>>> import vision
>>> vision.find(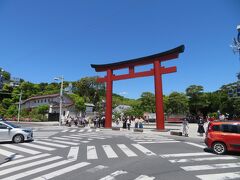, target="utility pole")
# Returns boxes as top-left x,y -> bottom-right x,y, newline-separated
54,76 -> 64,126
17,90 -> 22,123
